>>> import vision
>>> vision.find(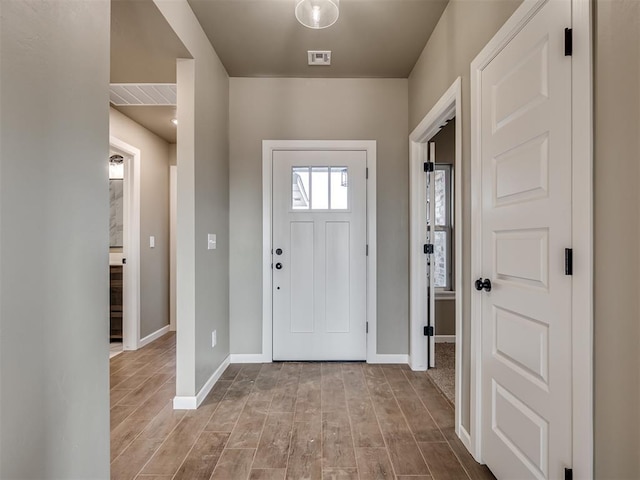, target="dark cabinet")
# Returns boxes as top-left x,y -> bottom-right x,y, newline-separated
110,265 -> 123,341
